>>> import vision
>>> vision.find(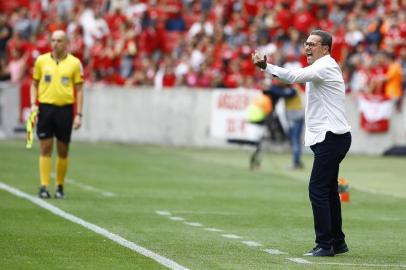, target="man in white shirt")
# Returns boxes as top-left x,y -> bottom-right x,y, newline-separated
252,30 -> 352,257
